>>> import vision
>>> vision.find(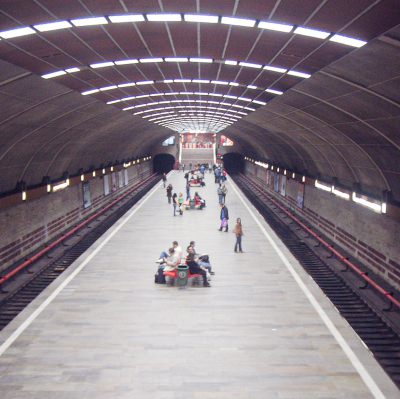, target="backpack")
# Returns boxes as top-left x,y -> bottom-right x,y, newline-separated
154,269 -> 166,284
